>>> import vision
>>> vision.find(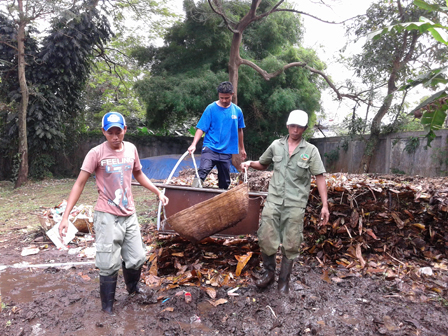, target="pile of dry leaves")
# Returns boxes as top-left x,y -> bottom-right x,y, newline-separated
140,170 -> 448,297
